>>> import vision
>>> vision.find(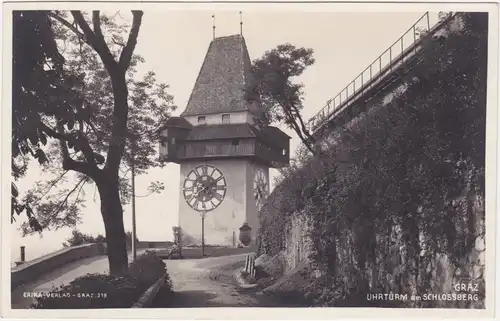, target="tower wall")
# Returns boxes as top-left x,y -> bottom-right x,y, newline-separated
178,159 -> 263,246
244,162 -> 269,245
